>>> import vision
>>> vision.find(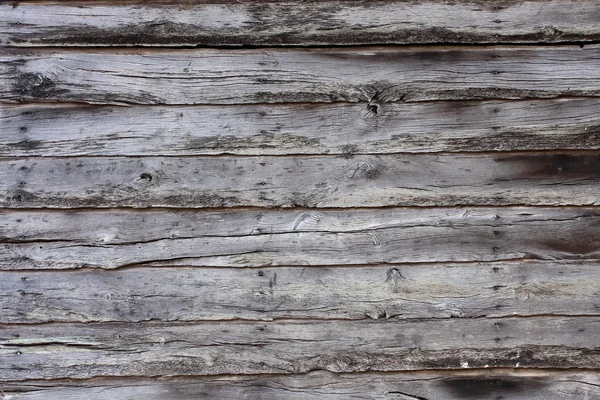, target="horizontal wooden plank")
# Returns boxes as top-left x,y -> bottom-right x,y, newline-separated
4,99 -> 600,156
0,317 -> 599,380
3,1 -> 600,47
2,207 -> 600,269
1,153 -> 600,208
3,370 -> 600,400
2,261 -> 599,323
3,46 -> 600,105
